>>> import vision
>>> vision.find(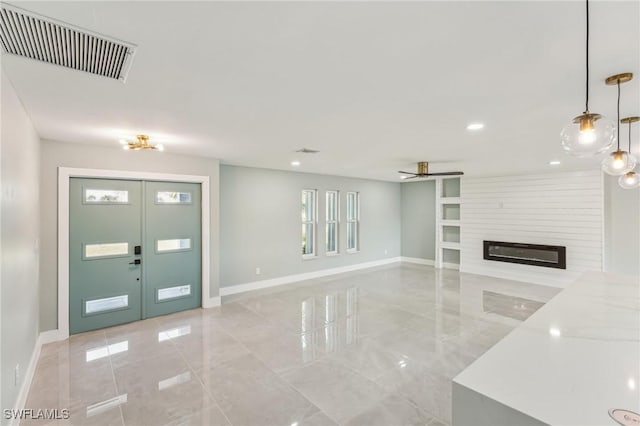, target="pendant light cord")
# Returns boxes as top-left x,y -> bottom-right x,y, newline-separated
629,122 -> 632,154
585,0 -> 590,113
617,81 -> 621,151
